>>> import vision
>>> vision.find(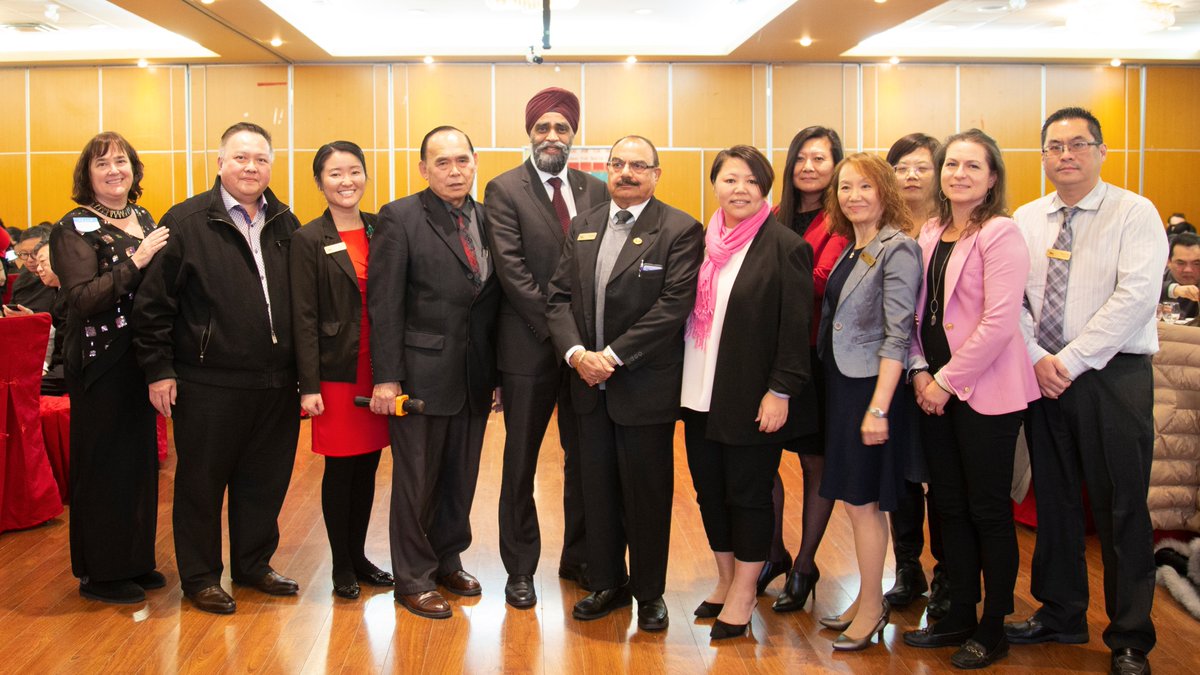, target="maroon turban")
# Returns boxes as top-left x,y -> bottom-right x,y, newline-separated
524,87 -> 580,135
